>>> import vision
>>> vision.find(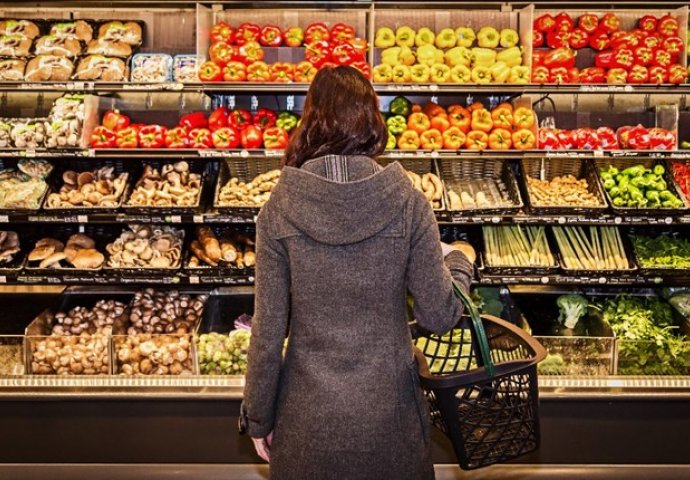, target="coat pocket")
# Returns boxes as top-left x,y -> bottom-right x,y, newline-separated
407,359 -> 431,445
